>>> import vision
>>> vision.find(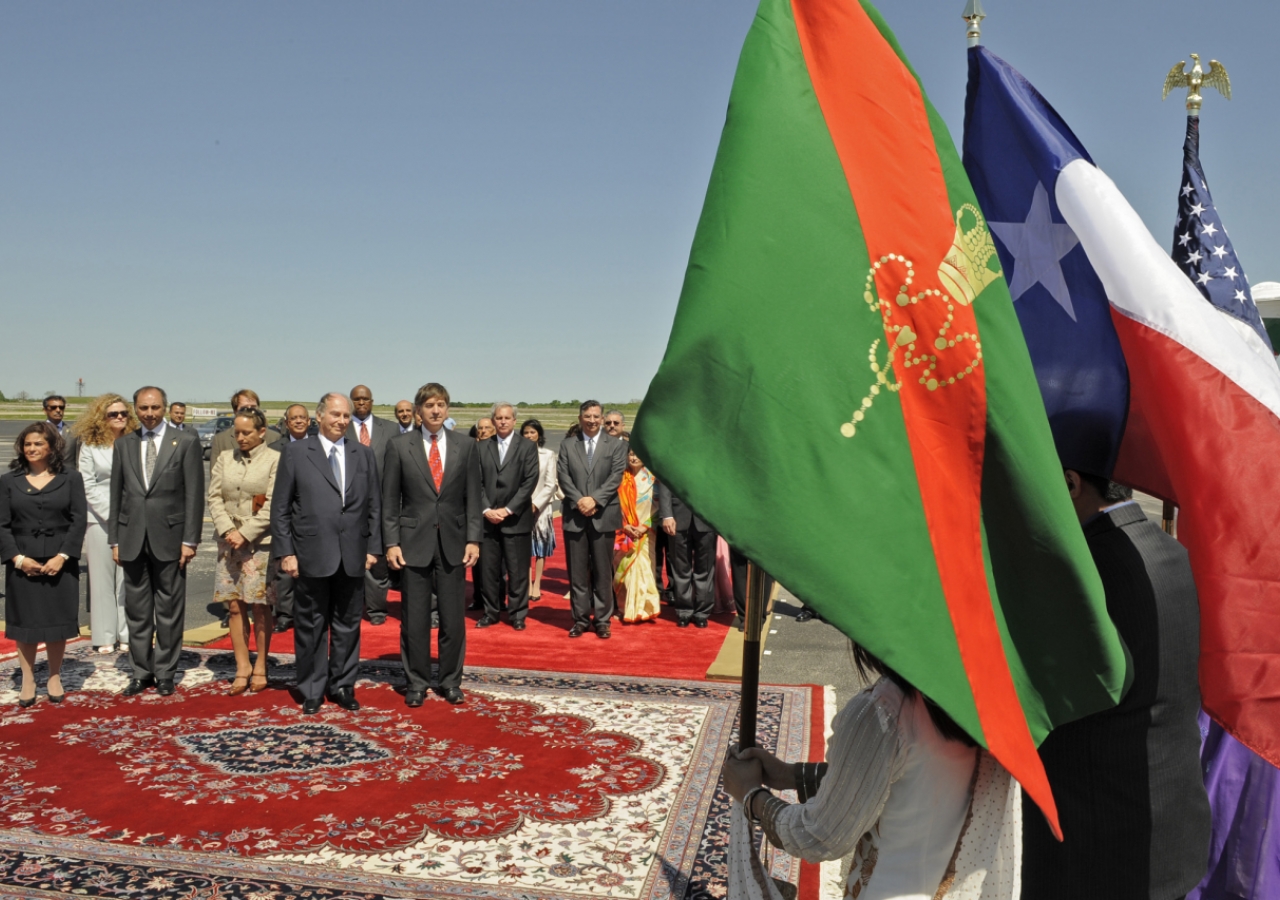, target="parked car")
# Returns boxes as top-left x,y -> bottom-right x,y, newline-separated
196,416 -> 234,460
